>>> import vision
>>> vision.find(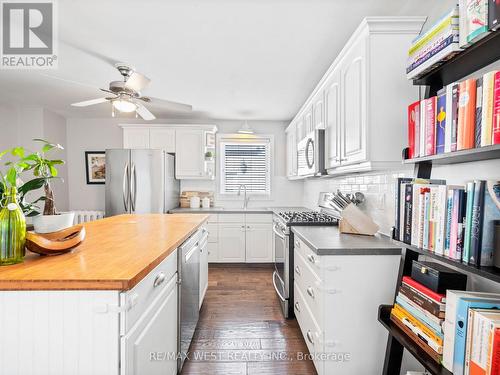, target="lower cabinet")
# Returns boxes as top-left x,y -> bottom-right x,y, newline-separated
245,223 -> 273,262
199,230 -> 209,308
218,223 -> 246,262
